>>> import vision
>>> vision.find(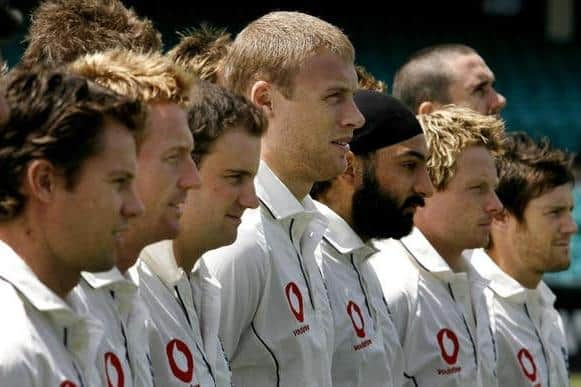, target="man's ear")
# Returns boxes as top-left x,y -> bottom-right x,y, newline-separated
250,80 -> 274,118
23,160 -> 59,203
418,101 -> 436,115
345,152 -> 366,188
